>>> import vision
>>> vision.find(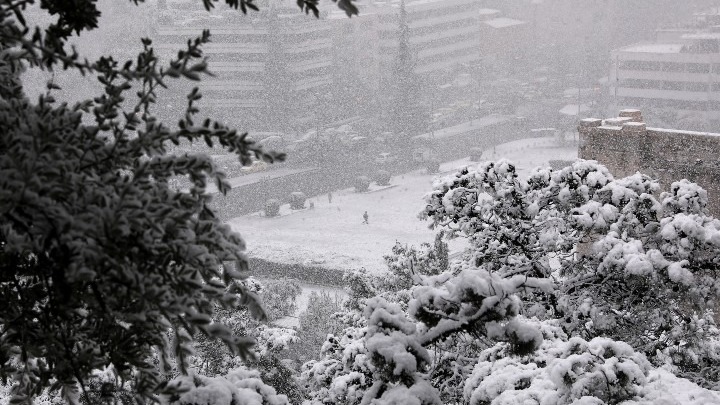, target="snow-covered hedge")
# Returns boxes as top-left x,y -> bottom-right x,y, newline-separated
354,176 -> 370,193
375,170 -> 391,186
165,367 -> 289,405
289,191 -> 306,210
265,199 -> 281,217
